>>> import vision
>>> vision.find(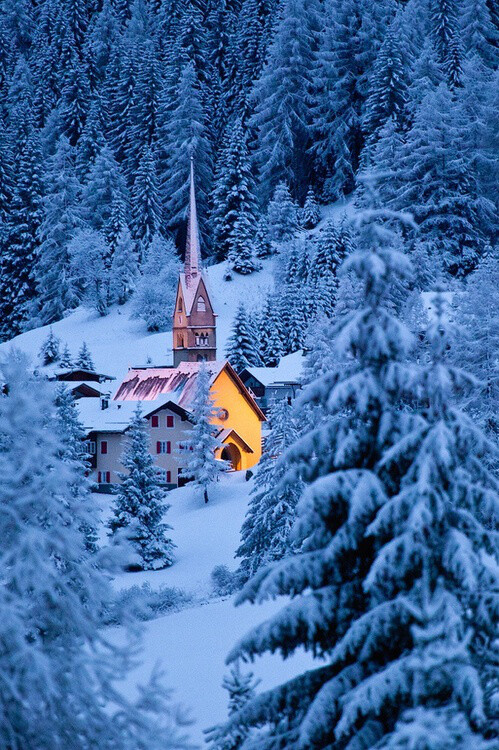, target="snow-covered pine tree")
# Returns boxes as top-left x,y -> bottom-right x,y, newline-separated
325,292 -> 498,748
430,0 -> 463,87
68,228 -> 110,315
130,145 -> 162,260
179,364 -> 228,504
0,352 -> 188,749
266,182 -> 298,244
133,233 -> 179,331
249,0 -> 317,203
39,327 -> 61,366
76,341 -> 95,370
214,201 -> 418,748
54,384 -> 98,553
451,253 -> 499,436
225,303 -> 263,372
258,293 -> 285,367
212,118 -> 259,263
109,227 -> 138,305
109,403 -> 174,570
58,343 -> 73,369
81,143 -> 129,246
34,135 -> 83,326
301,187 -> 320,229
205,662 -> 260,750
237,397 -> 301,580
252,214 -> 272,259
